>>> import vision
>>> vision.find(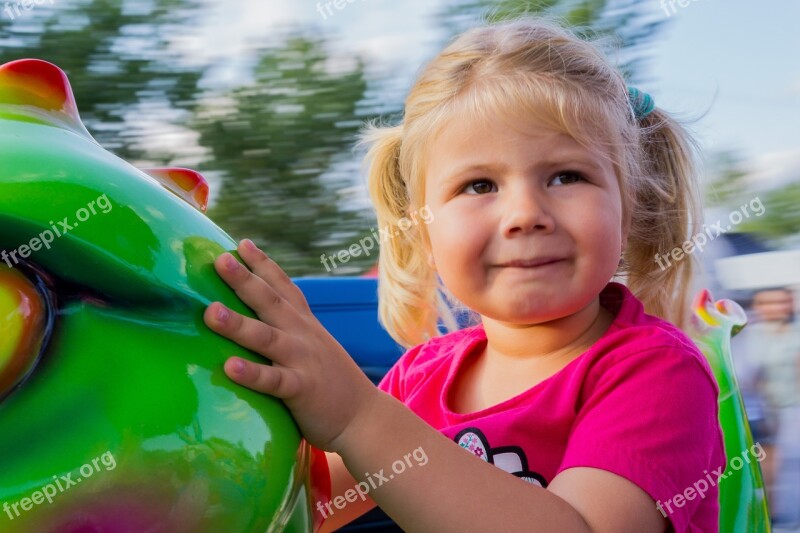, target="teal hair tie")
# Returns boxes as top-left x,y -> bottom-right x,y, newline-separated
627,86 -> 655,120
